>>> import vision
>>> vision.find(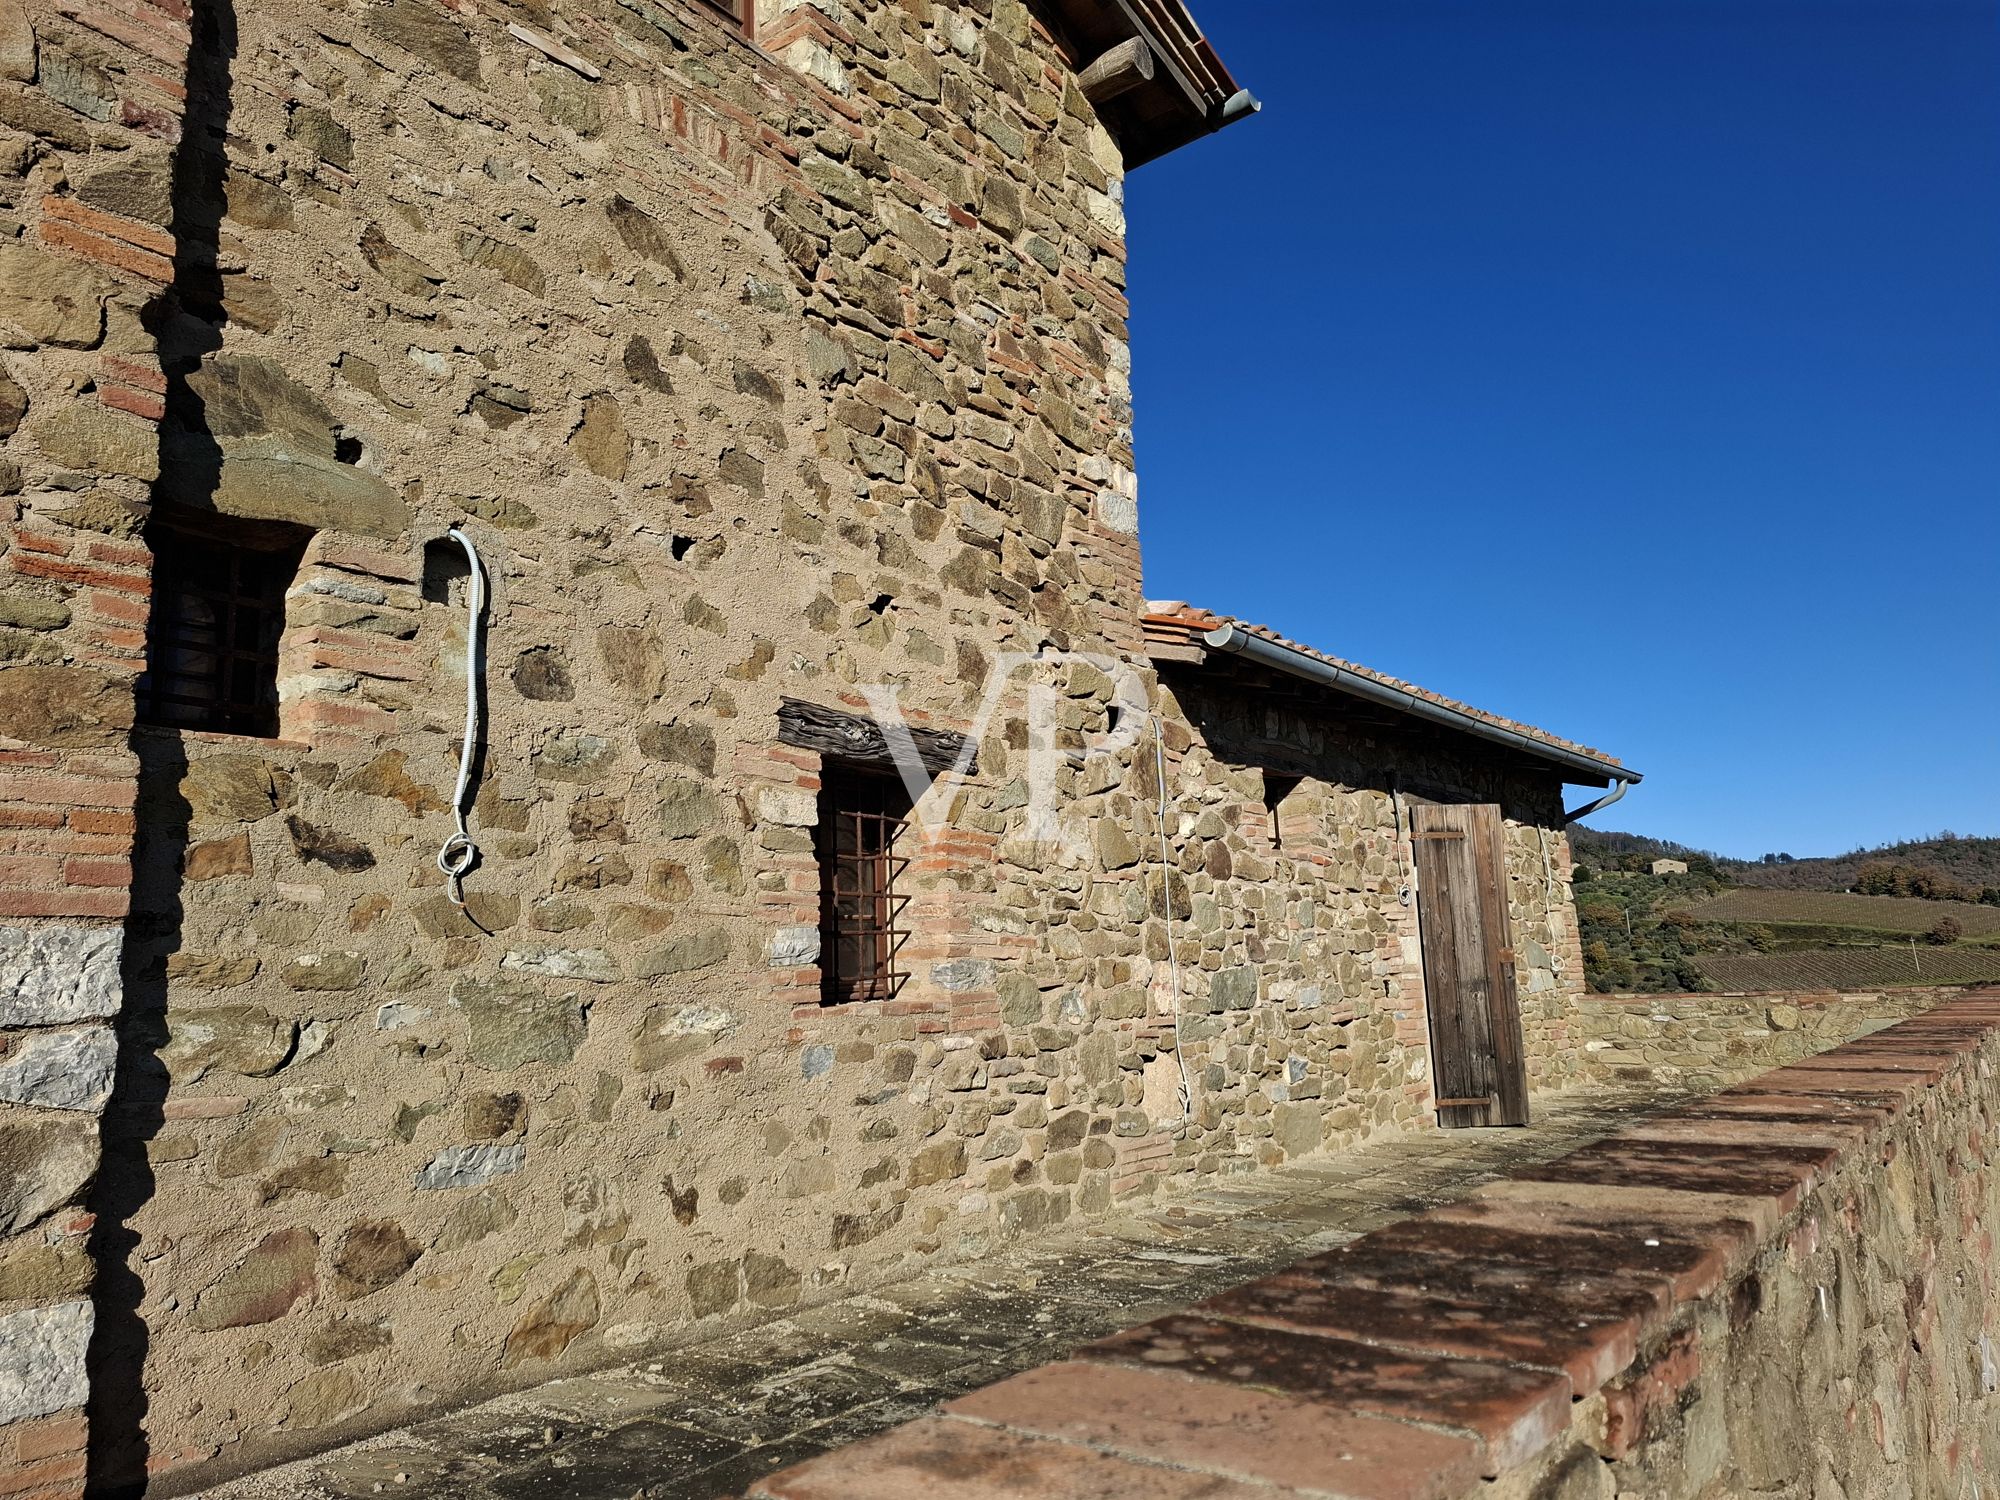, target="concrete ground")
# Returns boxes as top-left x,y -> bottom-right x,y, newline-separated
189,1085 -> 1691,1500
